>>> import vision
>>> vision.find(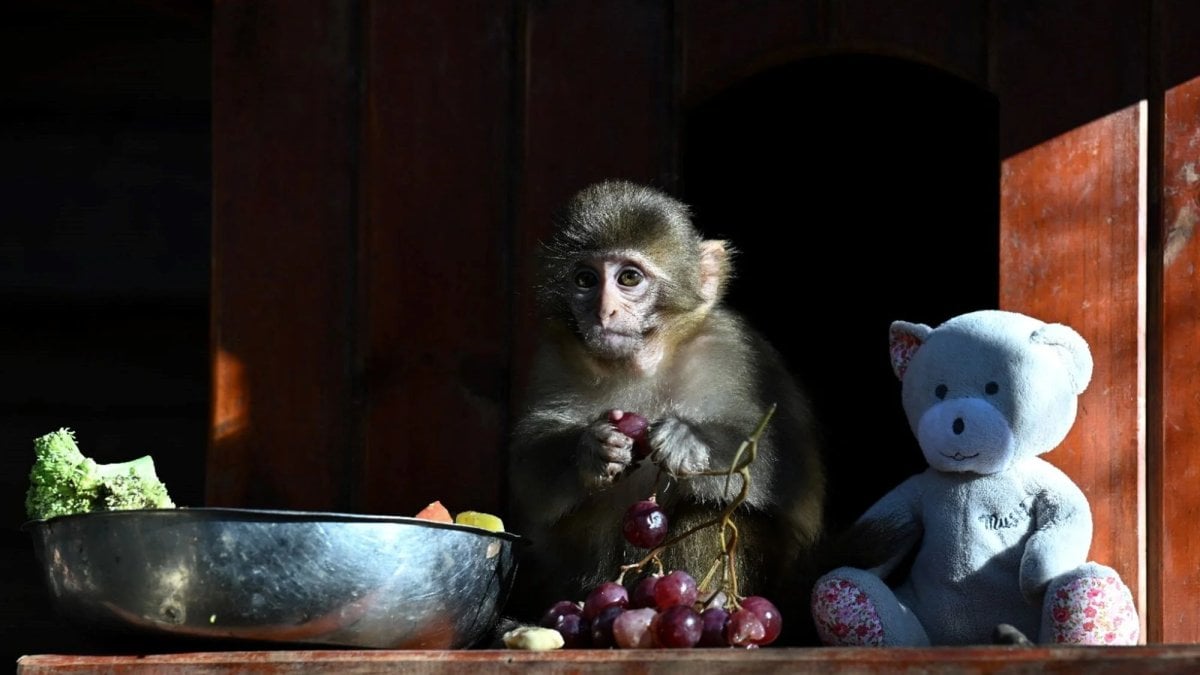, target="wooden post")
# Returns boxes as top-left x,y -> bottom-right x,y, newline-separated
1152,73 -> 1200,643
999,104 -> 1147,639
